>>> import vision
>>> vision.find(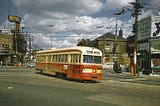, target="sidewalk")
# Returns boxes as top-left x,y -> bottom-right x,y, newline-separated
103,69 -> 160,78
0,65 -> 33,71
103,70 -> 160,86
0,65 -> 29,69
